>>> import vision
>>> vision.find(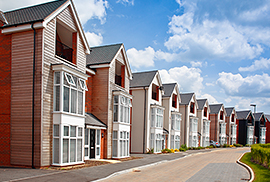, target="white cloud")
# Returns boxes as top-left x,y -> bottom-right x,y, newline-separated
0,0 -> 109,25
239,58 -> 270,72
190,61 -> 202,67
200,94 -> 218,104
239,4 -> 270,22
217,72 -> 270,97
206,83 -> 215,87
159,66 -> 203,94
116,0 -> 134,6
85,32 -> 103,47
225,98 -> 231,103
127,47 -> 155,68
